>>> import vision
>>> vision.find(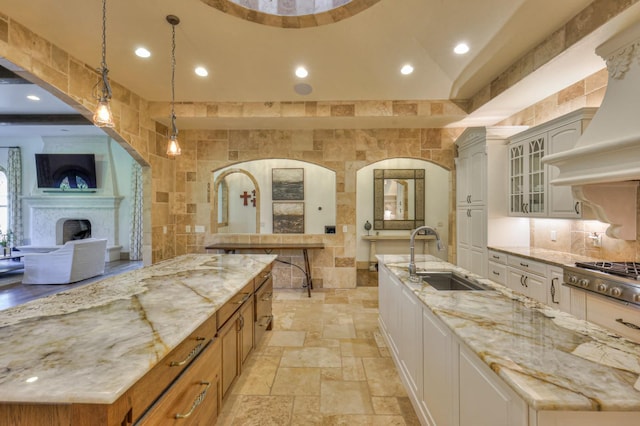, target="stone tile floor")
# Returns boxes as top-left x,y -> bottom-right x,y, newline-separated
216,287 -> 420,425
